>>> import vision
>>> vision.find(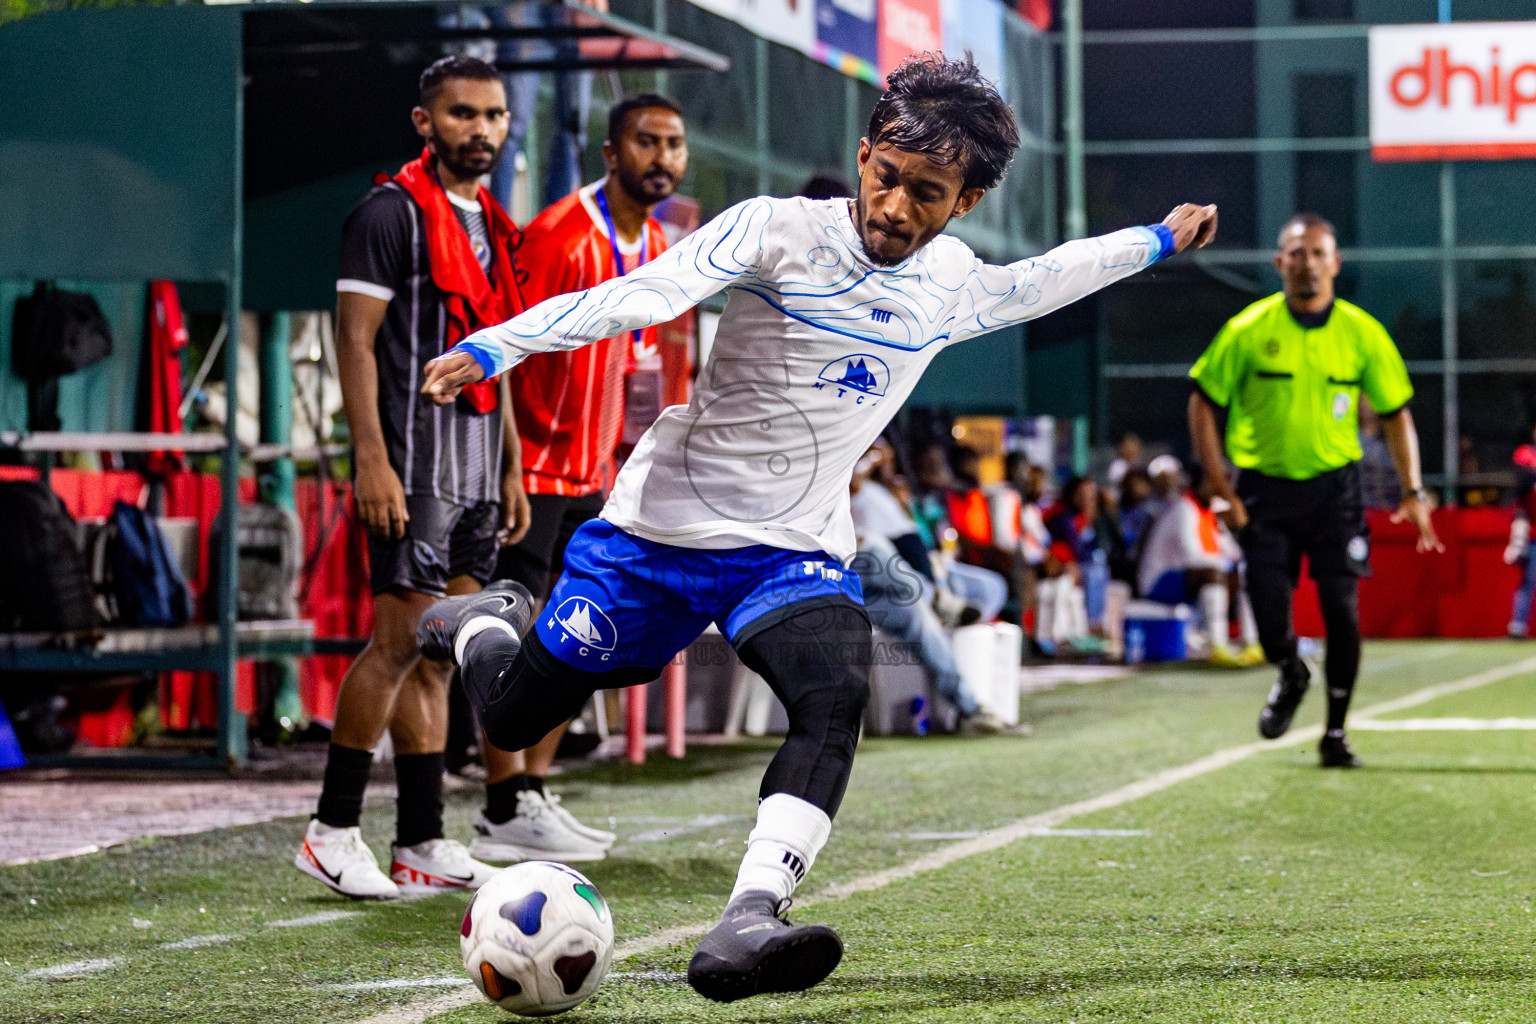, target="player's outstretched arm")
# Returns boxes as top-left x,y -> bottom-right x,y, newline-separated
422,198 -> 772,404
951,203 -> 1218,344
